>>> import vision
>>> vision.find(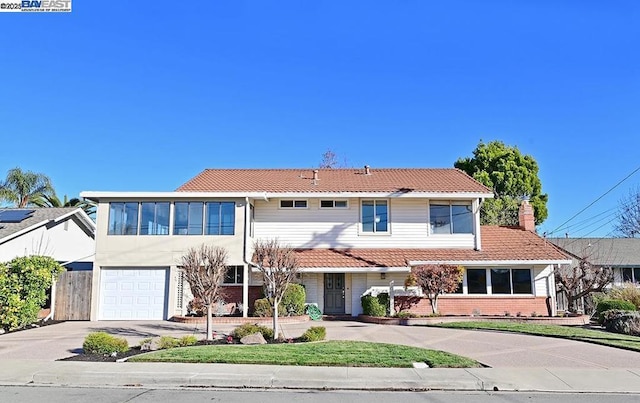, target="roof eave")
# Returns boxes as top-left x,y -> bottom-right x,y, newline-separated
408,259 -> 573,266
